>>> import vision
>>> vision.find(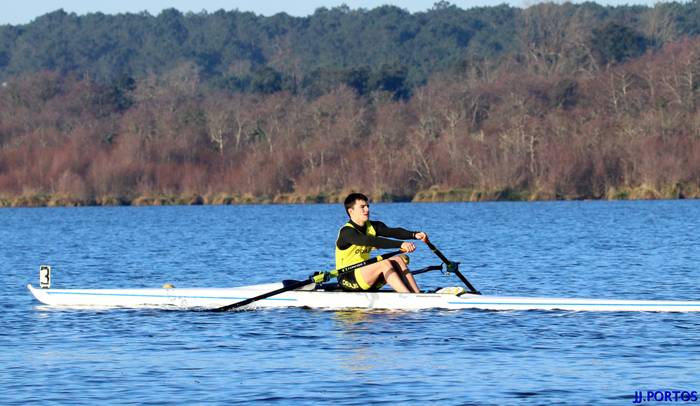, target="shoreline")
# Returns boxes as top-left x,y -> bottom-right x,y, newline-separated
2,184 -> 699,208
